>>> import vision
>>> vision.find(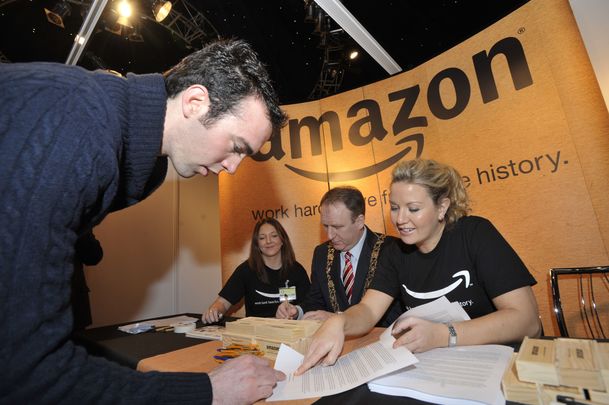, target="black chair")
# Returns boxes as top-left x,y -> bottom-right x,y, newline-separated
549,266 -> 609,338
